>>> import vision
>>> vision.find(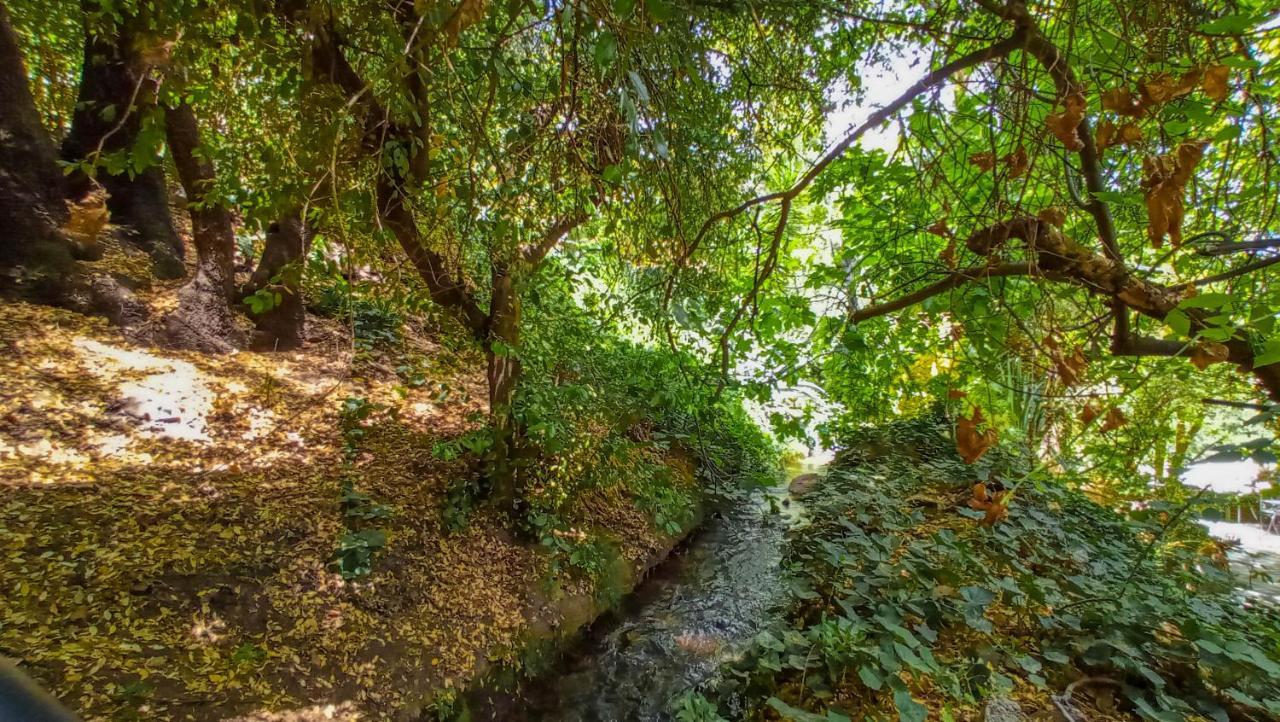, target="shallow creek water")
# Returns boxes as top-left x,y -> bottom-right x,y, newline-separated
469,478 -> 808,721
